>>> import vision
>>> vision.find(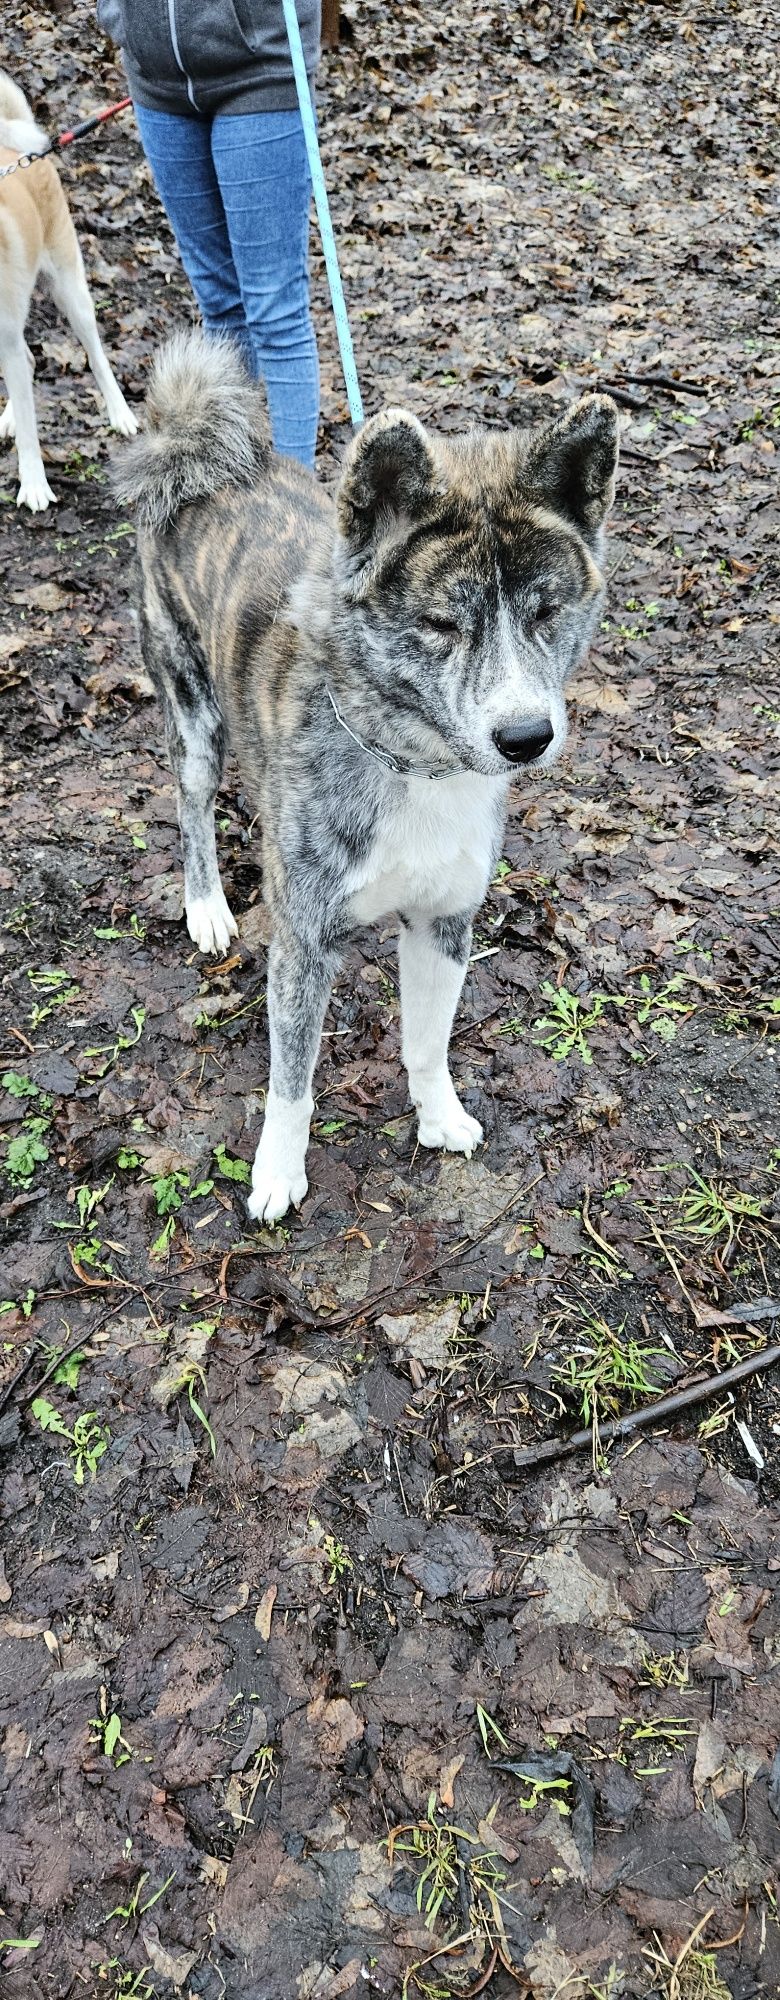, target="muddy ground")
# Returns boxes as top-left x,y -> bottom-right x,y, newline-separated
1,2 -> 779,1997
